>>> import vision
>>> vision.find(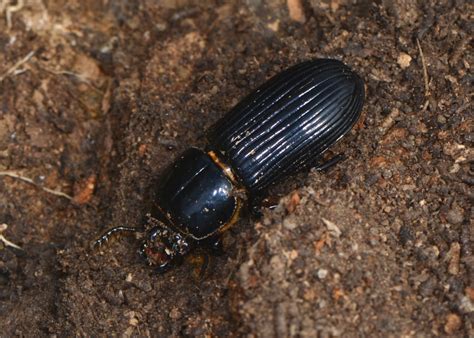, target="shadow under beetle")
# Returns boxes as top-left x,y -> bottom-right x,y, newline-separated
95,59 -> 365,272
